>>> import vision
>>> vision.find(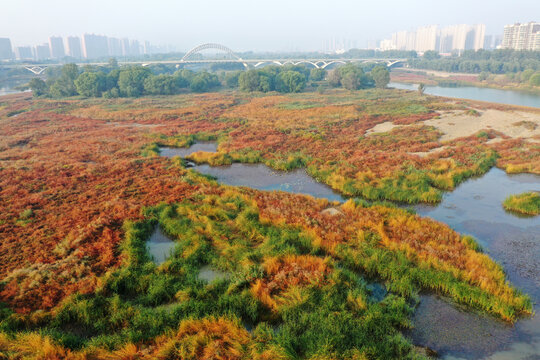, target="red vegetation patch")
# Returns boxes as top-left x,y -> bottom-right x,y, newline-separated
251,255 -> 333,310
251,190 -> 517,305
